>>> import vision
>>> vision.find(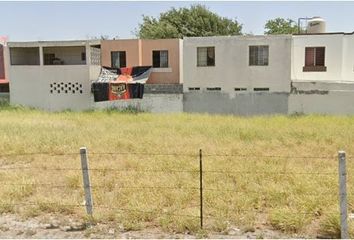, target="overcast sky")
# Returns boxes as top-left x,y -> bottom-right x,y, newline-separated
1,1 -> 354,41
